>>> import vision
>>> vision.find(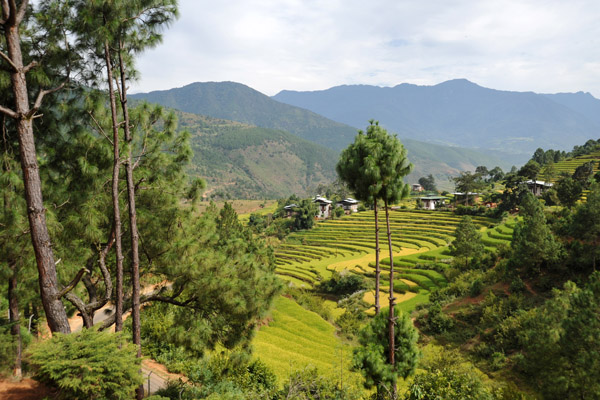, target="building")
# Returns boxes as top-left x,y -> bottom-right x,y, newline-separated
417,196 -> 447,210
412,183 -> 424,192
313,196 -> 333,219
283,204 -> 298,218
526,180 -> 553,196
336,198 -> 360,214
452,192 -> 480,206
